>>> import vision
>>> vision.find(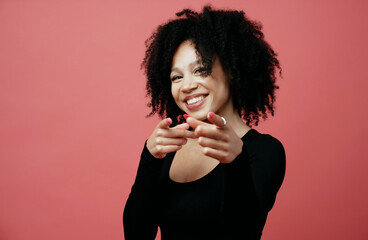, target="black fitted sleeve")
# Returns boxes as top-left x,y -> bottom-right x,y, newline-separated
247,135 -> 286,212
221,132 -> 286,239
123,142 -> 163,240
